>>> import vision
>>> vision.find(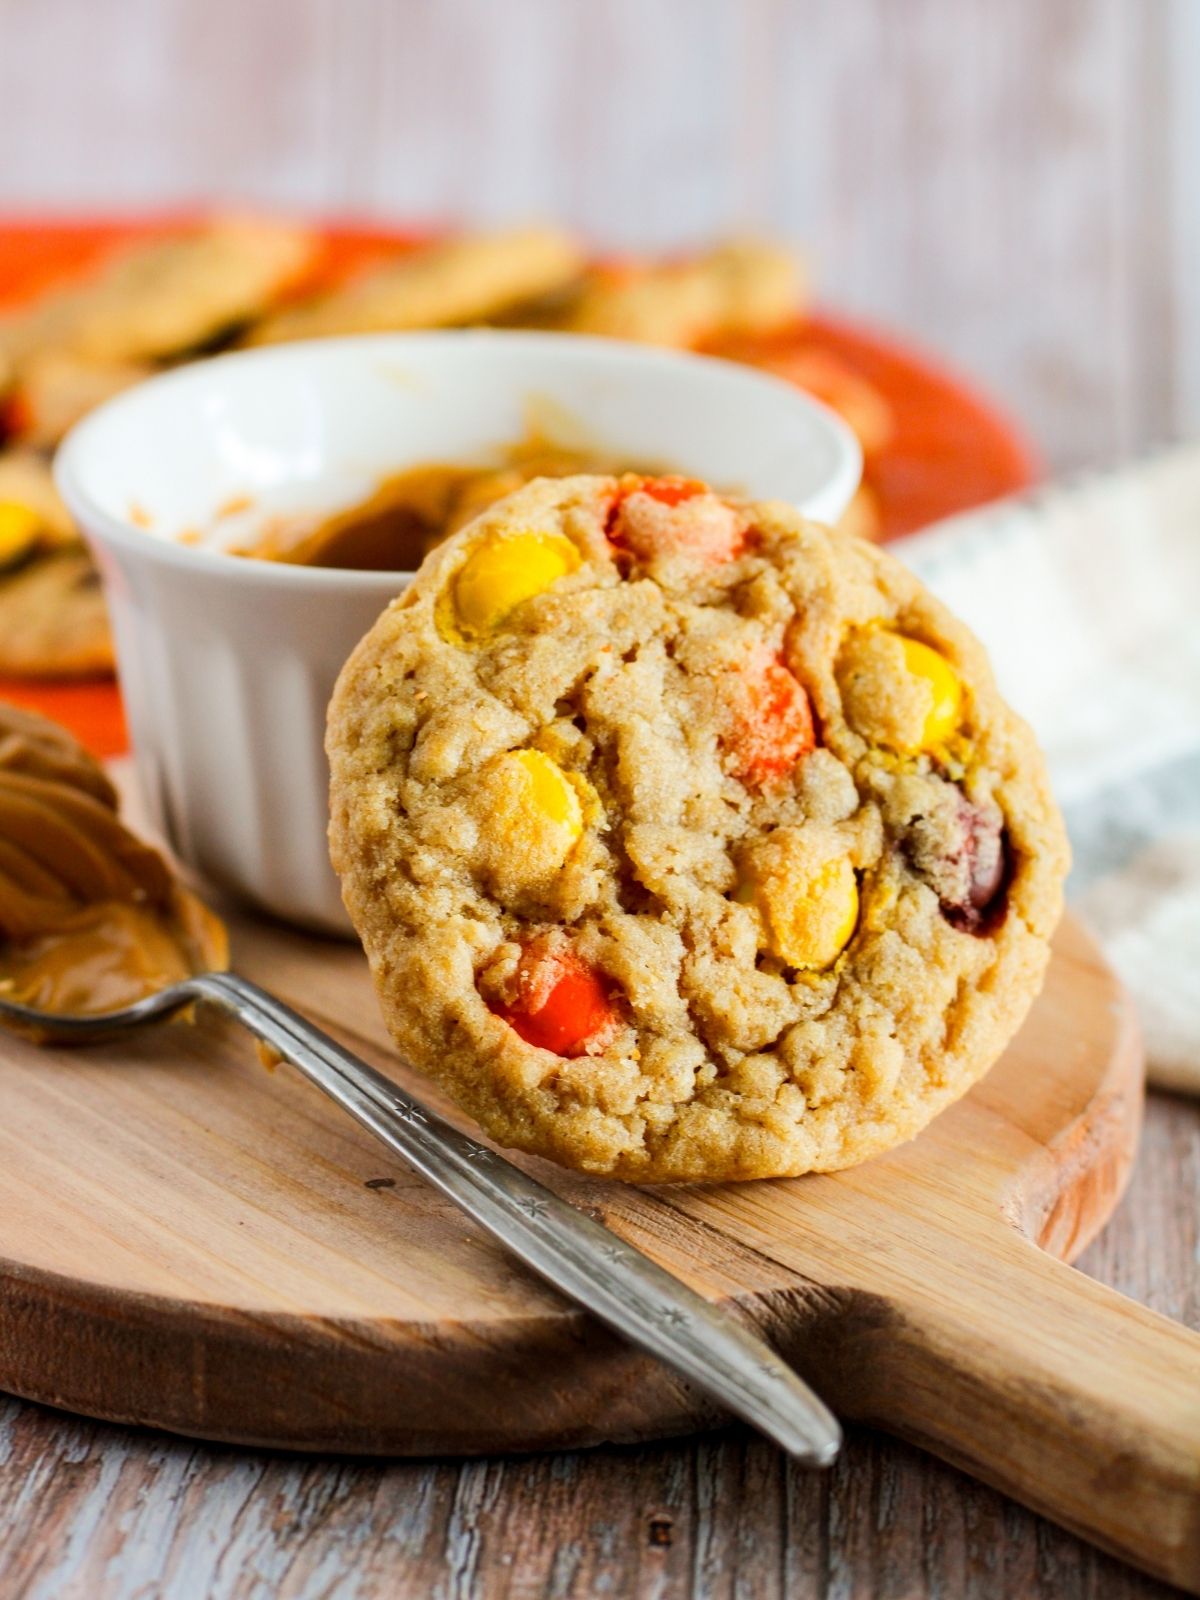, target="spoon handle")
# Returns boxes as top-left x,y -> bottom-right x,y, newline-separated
191,969 -> 840,1466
